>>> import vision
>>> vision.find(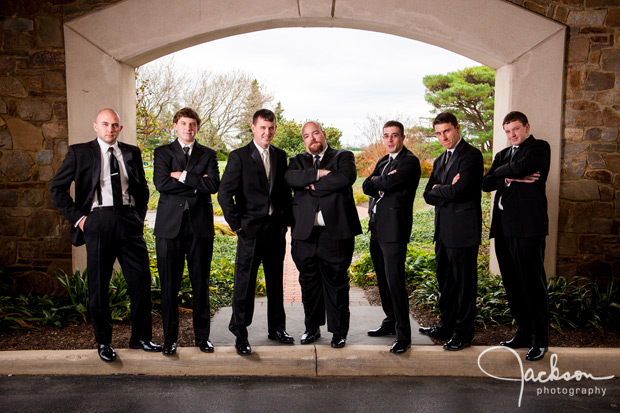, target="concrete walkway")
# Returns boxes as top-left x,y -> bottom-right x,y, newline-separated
2,207 -> 619,378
